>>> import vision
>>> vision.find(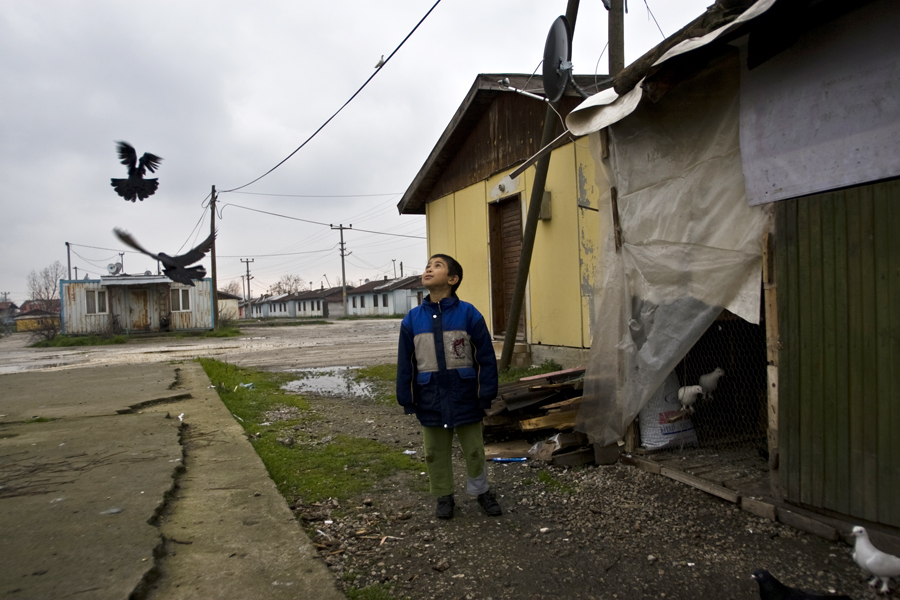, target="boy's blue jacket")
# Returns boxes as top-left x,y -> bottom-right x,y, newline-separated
396,295 -> 498,428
